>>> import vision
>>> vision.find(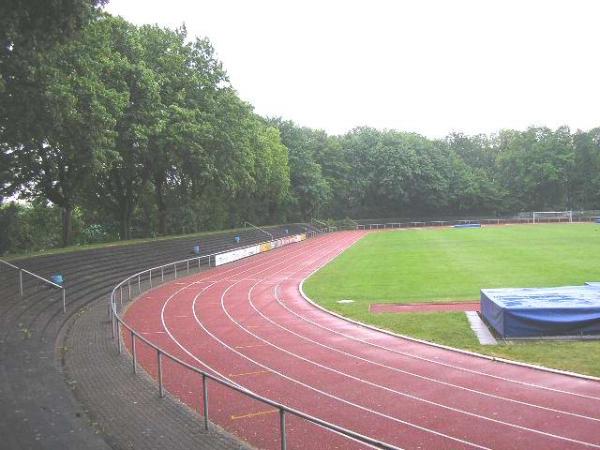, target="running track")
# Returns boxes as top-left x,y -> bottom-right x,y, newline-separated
124,231 -> 600,450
